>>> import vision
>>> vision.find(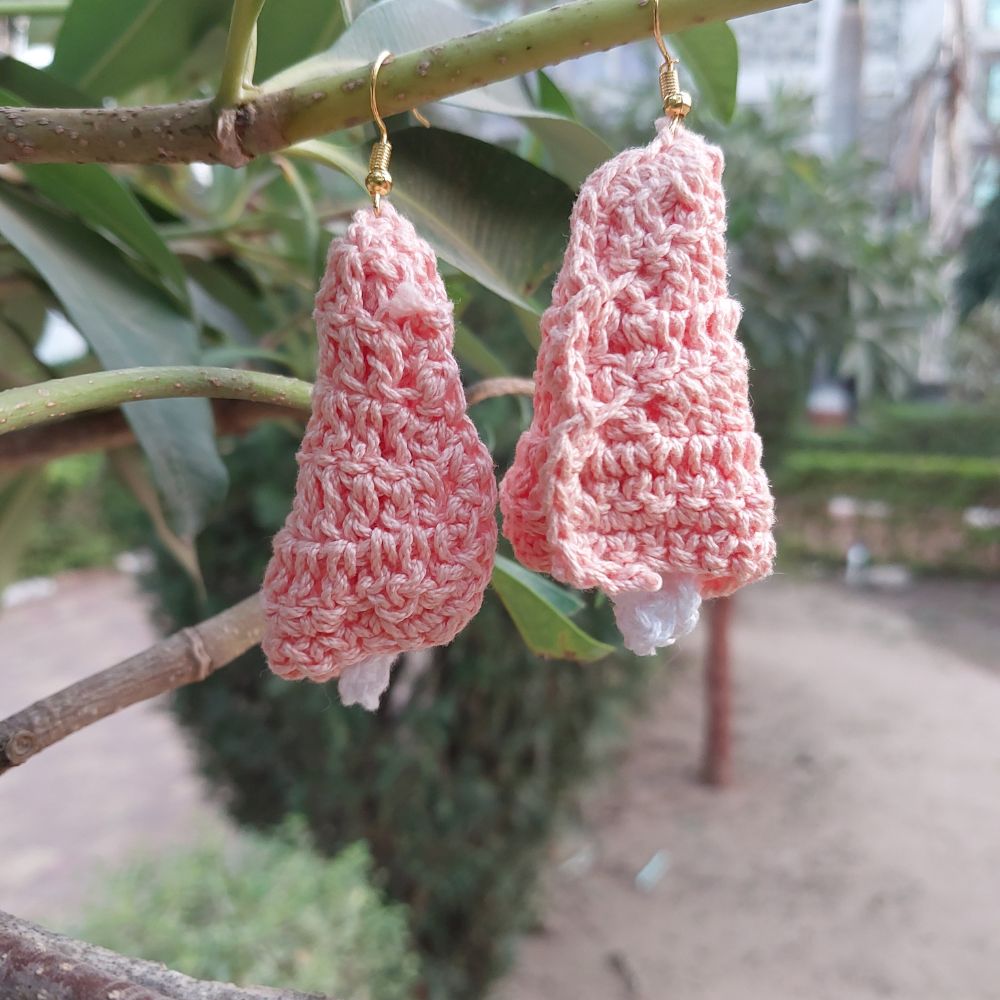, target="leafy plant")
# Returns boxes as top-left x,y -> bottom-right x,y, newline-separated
776,449 -> 1000,510
716,98 -> 942,456
75,822 -> 420,1000
137,420 -> 652,999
